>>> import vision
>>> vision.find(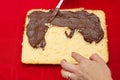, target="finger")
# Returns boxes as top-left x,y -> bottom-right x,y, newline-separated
60,59 -> 77,72
61,69 -> 77,80
72,52 -> 87,63
90,53 -> 106,64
